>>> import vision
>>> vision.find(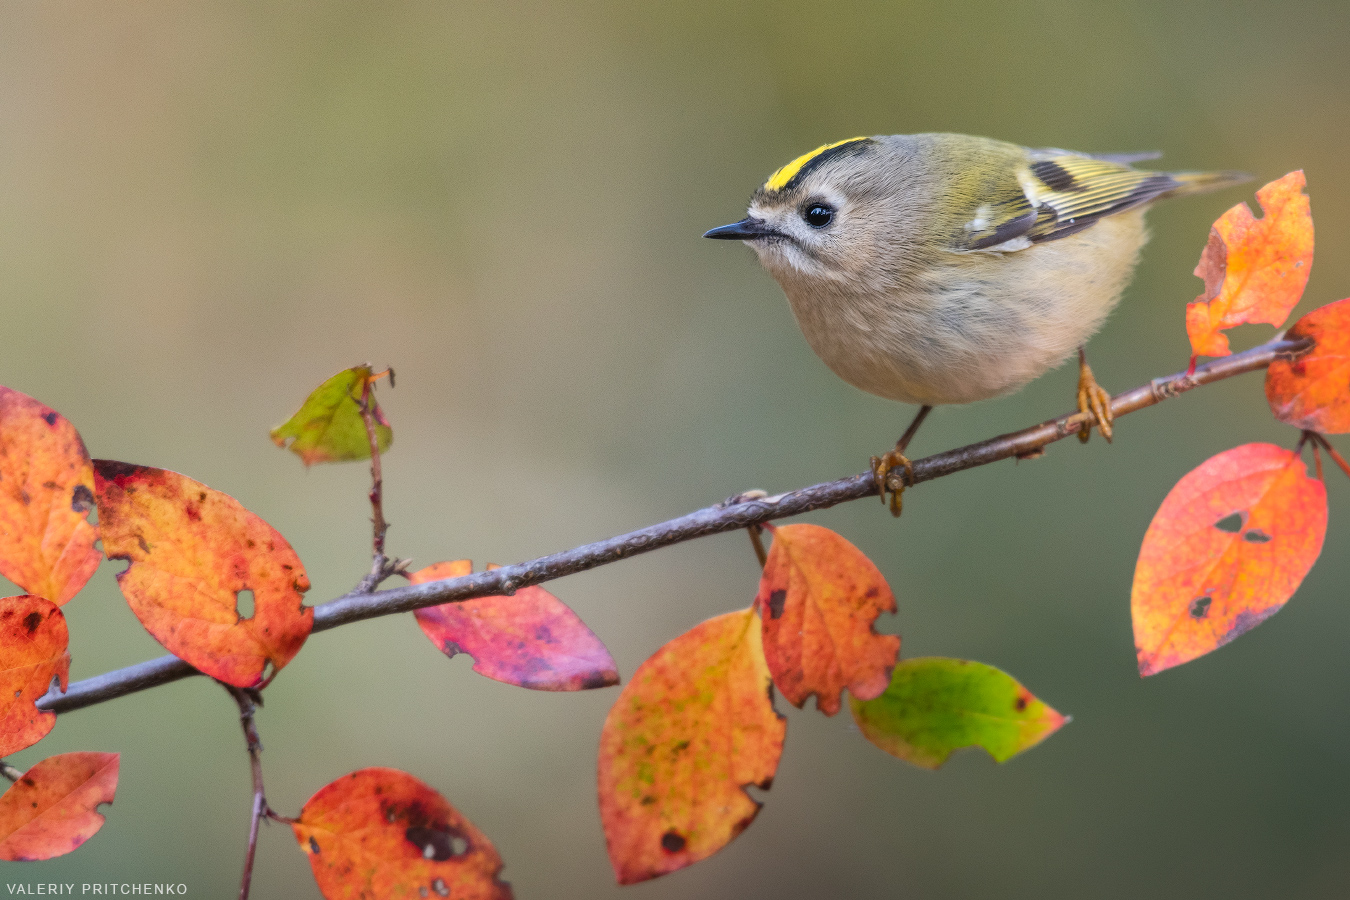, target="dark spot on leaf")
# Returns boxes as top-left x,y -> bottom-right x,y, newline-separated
1189,596 -> 1212,619
534,625 -> 555,643
1214,512 -> 1244,533
308,836 -> 320,854
71,484 -> 94,515
660,830 -> 686,853
137,535 -> 150,555
640,795 -> 656,806
19,489 -> 29,506
42,412 -> 57,426
442,640 -> 462,658
579,670 -> 618,690
406,826 -> 467,861
23,612 -> 41,634
1243,529 -> 1273,543
1218,607 -> 1280,647
1015,695 -> 1028,712
93,459 -> 142,481
767,589 -> 787,619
